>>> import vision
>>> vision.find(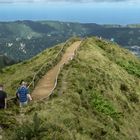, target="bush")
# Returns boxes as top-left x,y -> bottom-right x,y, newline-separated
0,111 -> 17,129
89,92 -> 120,119
14,113 -> 47,140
